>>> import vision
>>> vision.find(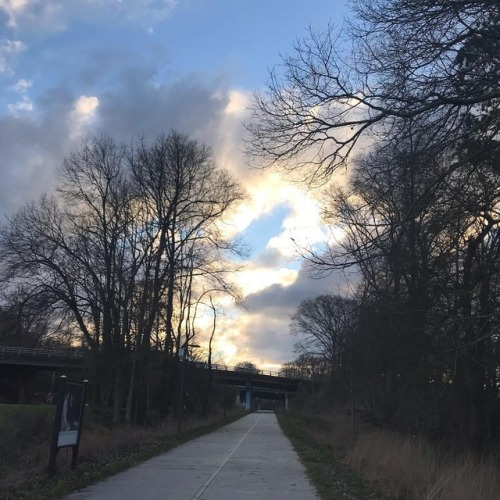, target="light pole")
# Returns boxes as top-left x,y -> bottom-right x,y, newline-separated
177,341 -> 200,432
